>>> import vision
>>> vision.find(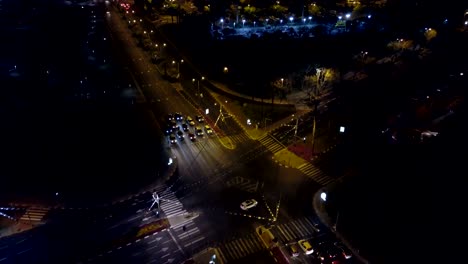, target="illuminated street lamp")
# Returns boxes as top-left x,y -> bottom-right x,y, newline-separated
242,19 -> 246,27
223,66 -> 229,73
220,18 -> 224,29
253,21 -> 256,27
289,16 -> 293,23
320,192 -> 327,202
345,13 -> 351,19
